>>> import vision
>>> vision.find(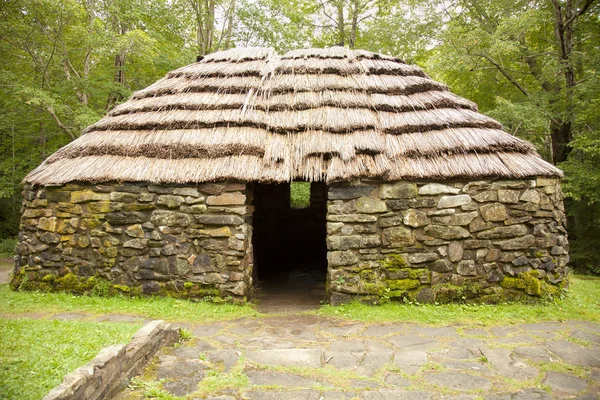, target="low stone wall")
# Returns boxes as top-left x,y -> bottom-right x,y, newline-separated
13,181 -> 253,300
43,320 -> 179,400
327,178 -> 568,304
